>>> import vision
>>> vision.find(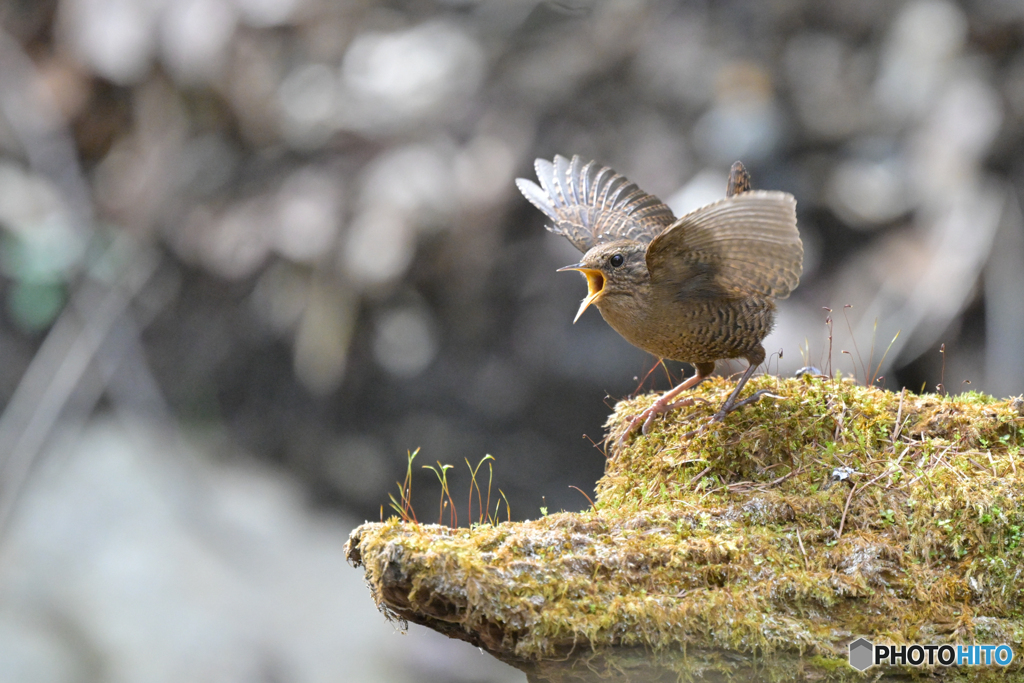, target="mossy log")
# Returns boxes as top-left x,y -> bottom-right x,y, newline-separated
346,376 -> 1024,681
